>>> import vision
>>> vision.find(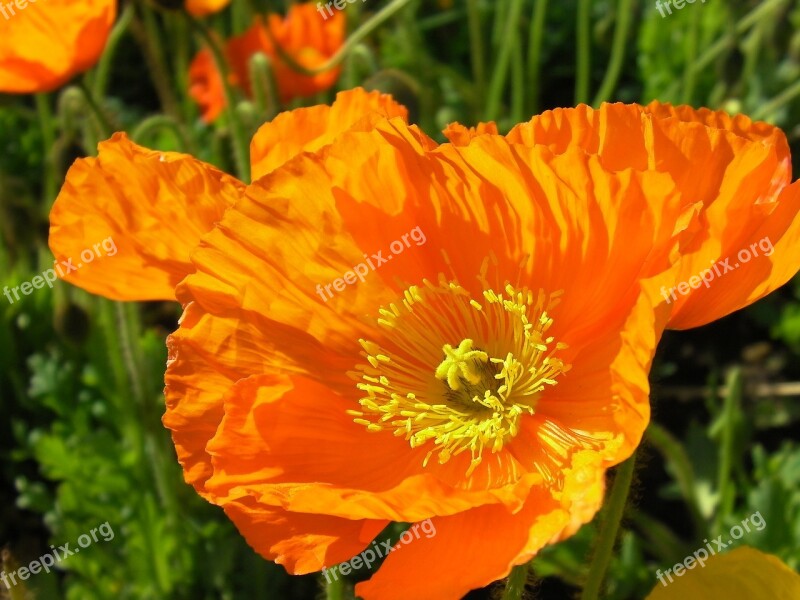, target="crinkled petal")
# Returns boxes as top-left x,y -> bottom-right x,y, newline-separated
223,498 -> 387,575
49,133 -> 244,301
355,487 -> 569,600
202,373 -> 546,521
506,102 -> 800,328
442,121 -> 499,145
250,88 -> 409,180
